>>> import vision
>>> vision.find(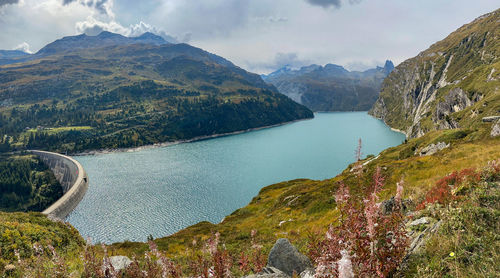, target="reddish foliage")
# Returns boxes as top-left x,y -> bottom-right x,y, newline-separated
417,168 -> 480,210
190,232 -> 232,278
311,166 -> 408,278
237,229 -> 266,275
